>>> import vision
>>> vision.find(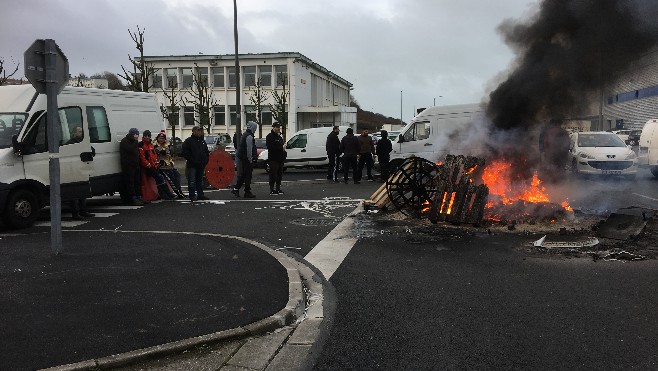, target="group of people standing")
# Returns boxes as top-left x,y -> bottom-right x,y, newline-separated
326,126 -> 392,184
